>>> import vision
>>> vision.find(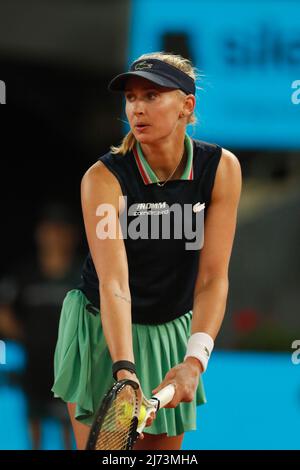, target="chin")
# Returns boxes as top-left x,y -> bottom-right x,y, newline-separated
134,131 -> 166,146
133,133 -> 154,145
135,136 -> 153,144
